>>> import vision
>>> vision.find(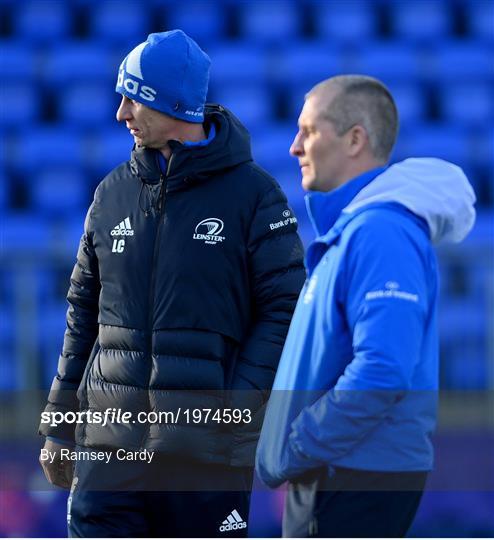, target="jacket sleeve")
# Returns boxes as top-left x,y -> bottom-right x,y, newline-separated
230,184 -> 306,465
284,215 -> 433,478
39,199 -> 101,443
